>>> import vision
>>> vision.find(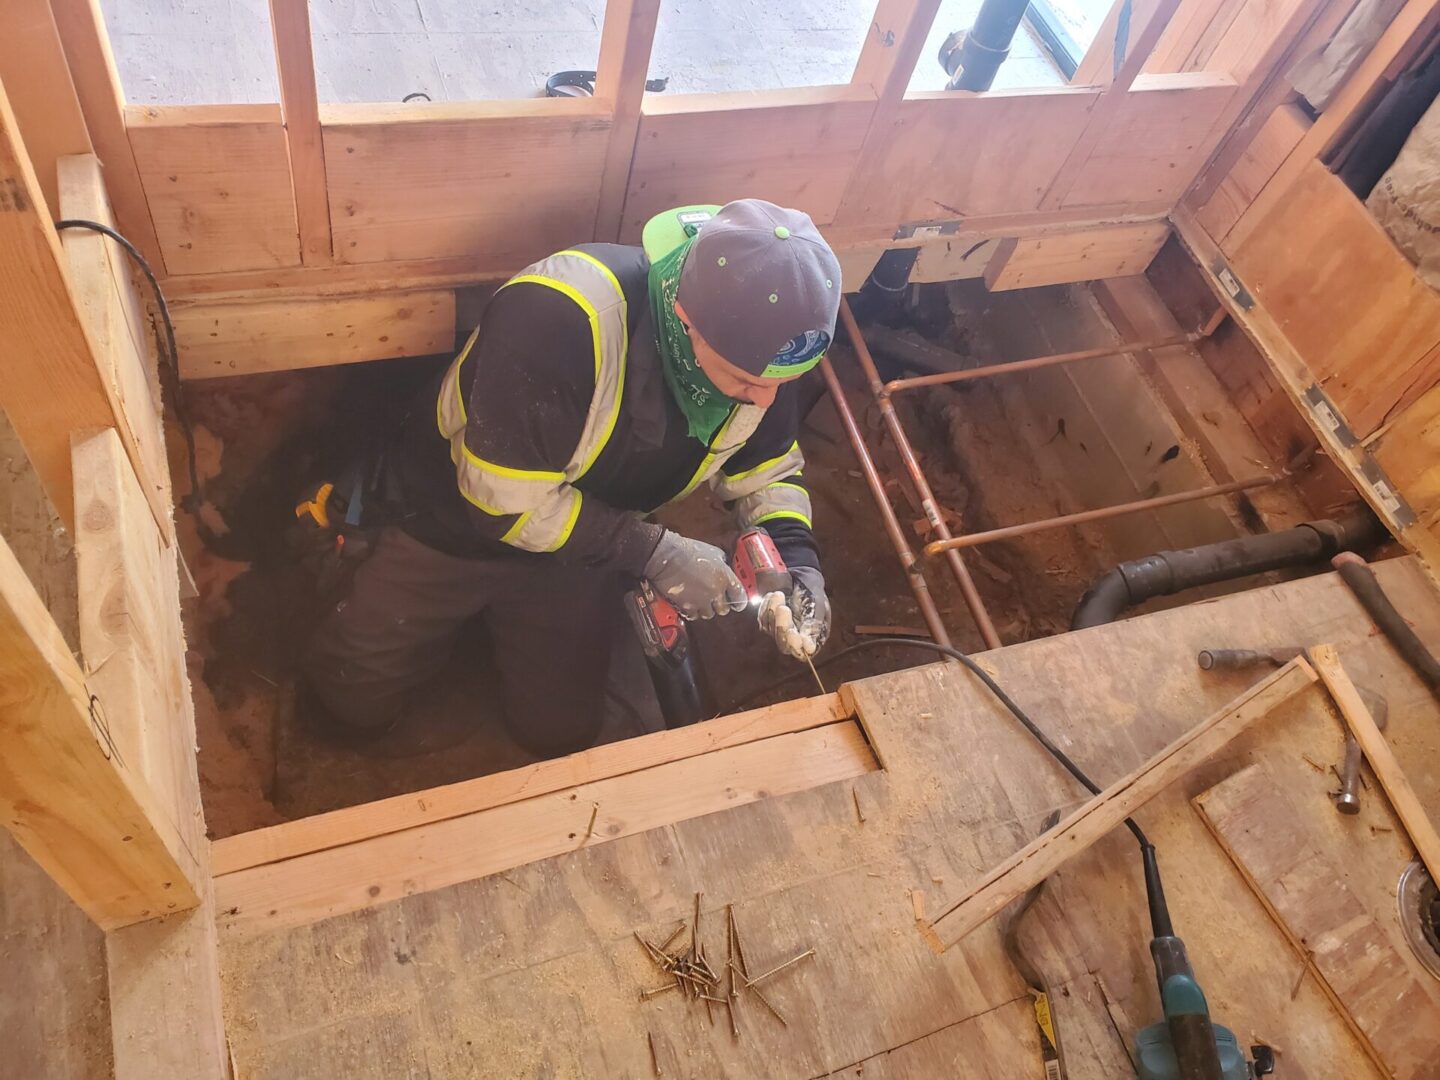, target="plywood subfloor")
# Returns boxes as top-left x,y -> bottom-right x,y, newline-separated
218,557 -> 1440,1078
